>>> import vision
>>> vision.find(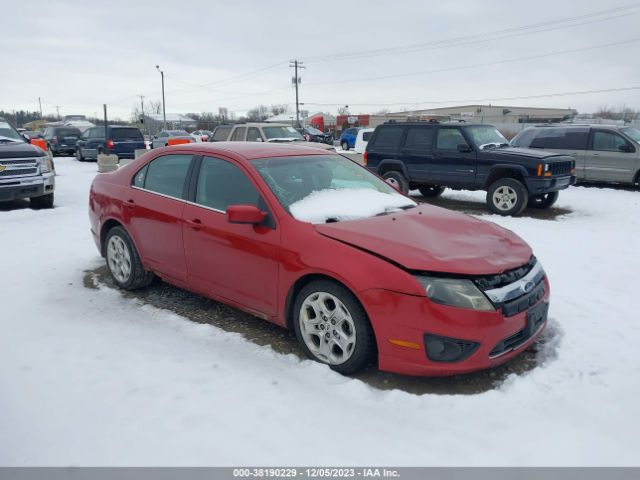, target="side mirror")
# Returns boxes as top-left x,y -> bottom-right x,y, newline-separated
226,205 -> 267,225
457,143 -> 472,153
619,144 -> 634,153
